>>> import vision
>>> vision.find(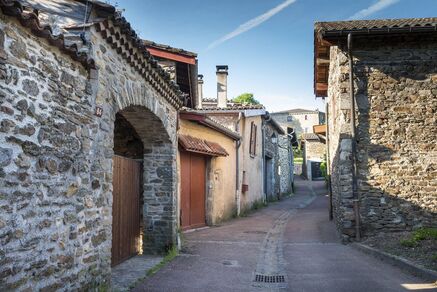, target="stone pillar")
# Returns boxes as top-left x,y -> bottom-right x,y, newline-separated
216,65 -> 228,108
197,74 -> 204,109
142,143 -> 177,254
